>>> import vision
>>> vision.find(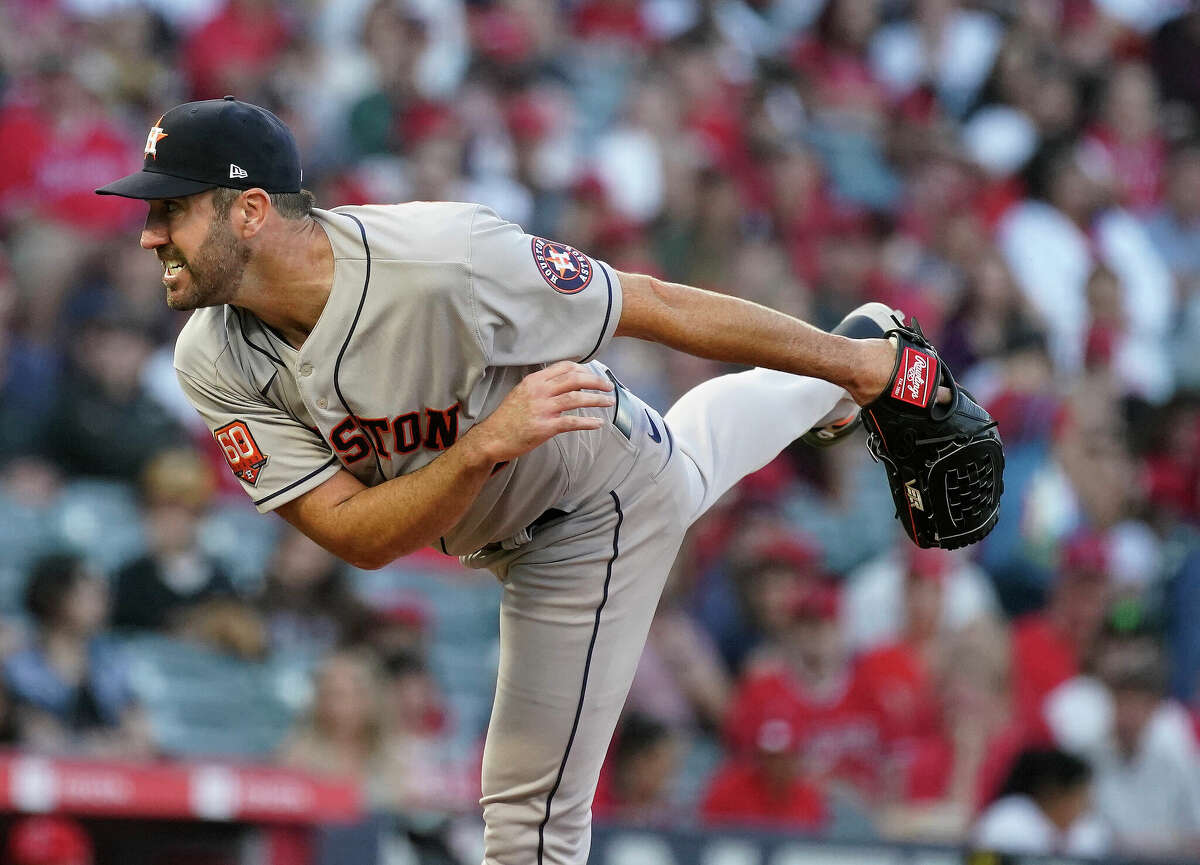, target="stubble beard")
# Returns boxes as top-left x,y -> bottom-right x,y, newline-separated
164,215 -> 252,311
